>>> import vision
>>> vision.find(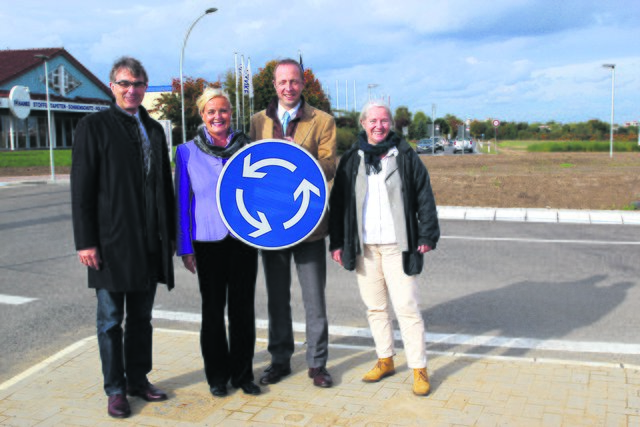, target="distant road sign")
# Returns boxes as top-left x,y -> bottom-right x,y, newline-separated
217,139 -> 327,250
492,119 -> 500,127
8,86 -> 31,119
